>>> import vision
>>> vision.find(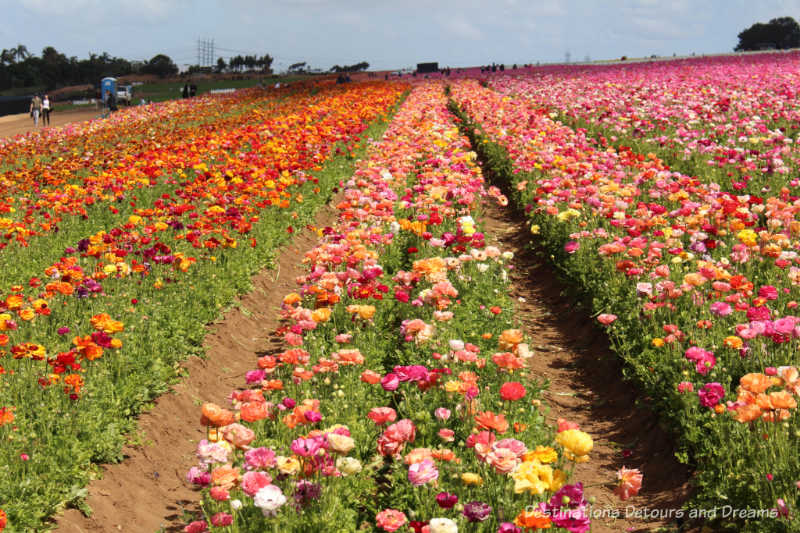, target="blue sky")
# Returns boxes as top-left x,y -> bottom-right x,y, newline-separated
1,0 -> 800,71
